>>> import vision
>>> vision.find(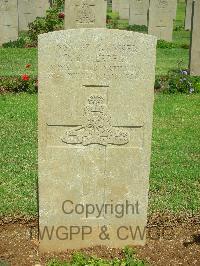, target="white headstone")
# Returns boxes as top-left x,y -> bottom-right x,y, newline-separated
148,0 -> 174,41
64,0 -> 107,29
0,0 -> 18,45
185,0 -> 193,30
129,0 -> 149,26
118,0 -> 130,19
38,28 -> 157,252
